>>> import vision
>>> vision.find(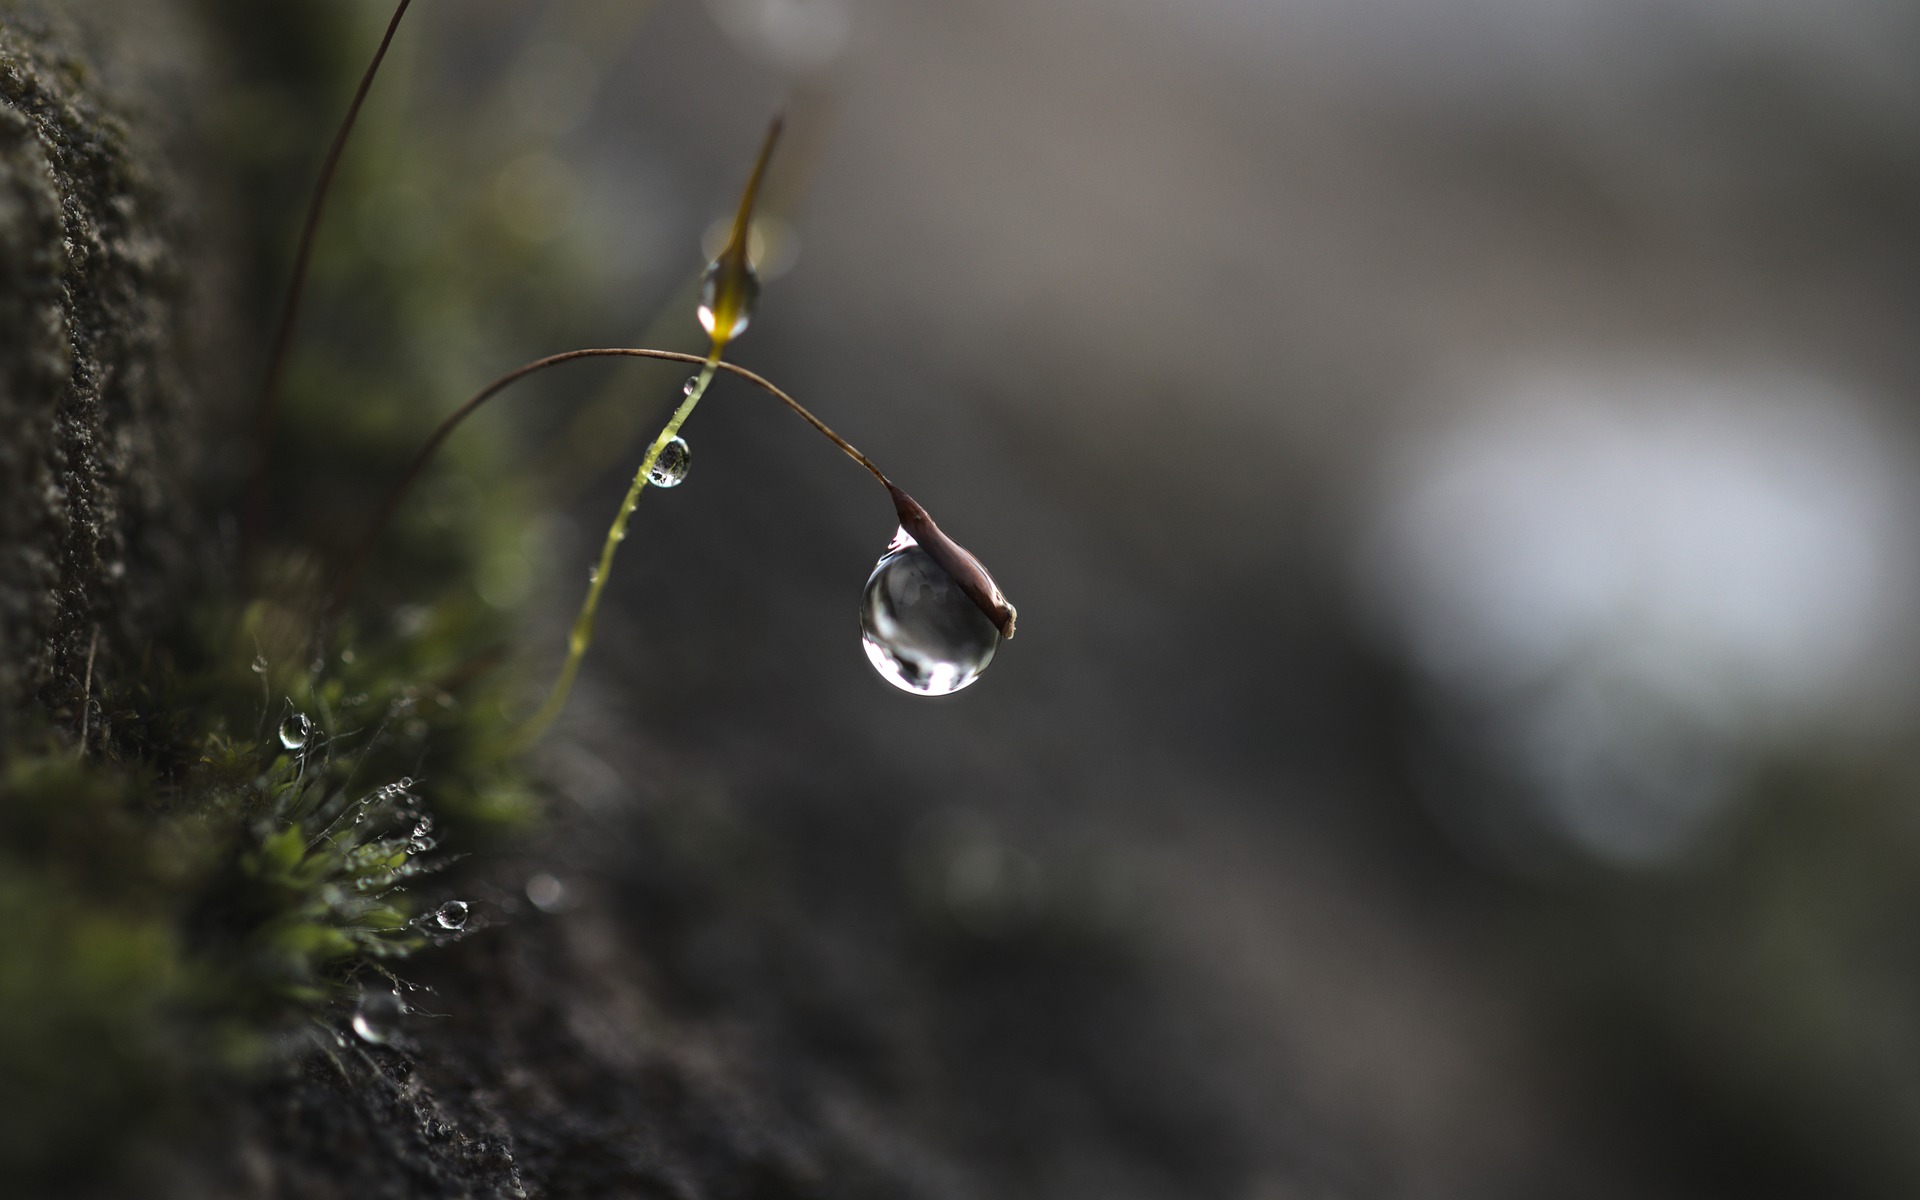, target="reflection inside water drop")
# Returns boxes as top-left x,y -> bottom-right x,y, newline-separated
649,437 -> 691,488
860,531 -> 1000,696
279,713 -> 312,751
434,900 -> 470,930
352,988 -> 405,1044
